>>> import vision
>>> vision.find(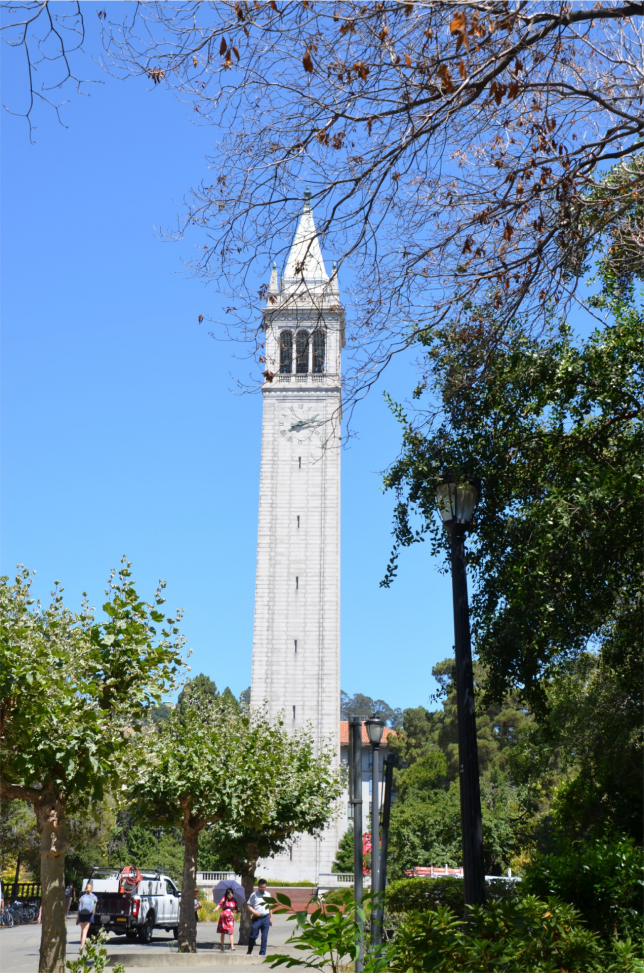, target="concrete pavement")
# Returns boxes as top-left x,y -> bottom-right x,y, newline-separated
0,914 -> 301,973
